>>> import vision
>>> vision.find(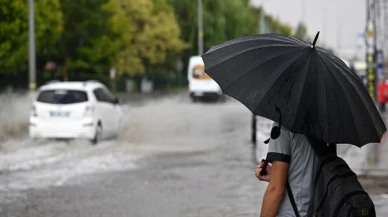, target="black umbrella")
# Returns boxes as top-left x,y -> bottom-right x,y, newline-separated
202,32 -> 386,148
